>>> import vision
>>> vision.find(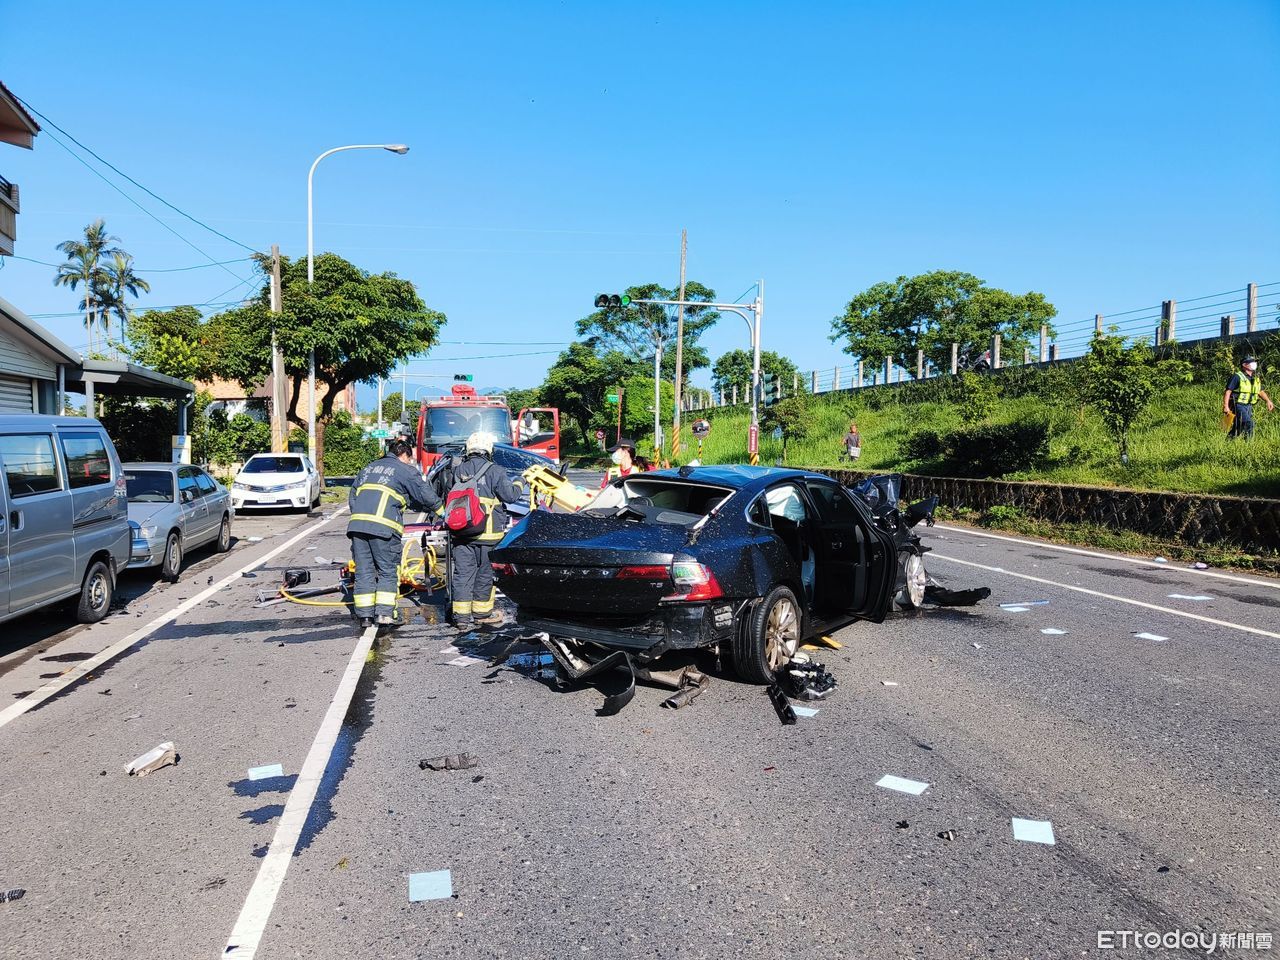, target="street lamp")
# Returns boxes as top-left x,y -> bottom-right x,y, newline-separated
305,143 -> 410,465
